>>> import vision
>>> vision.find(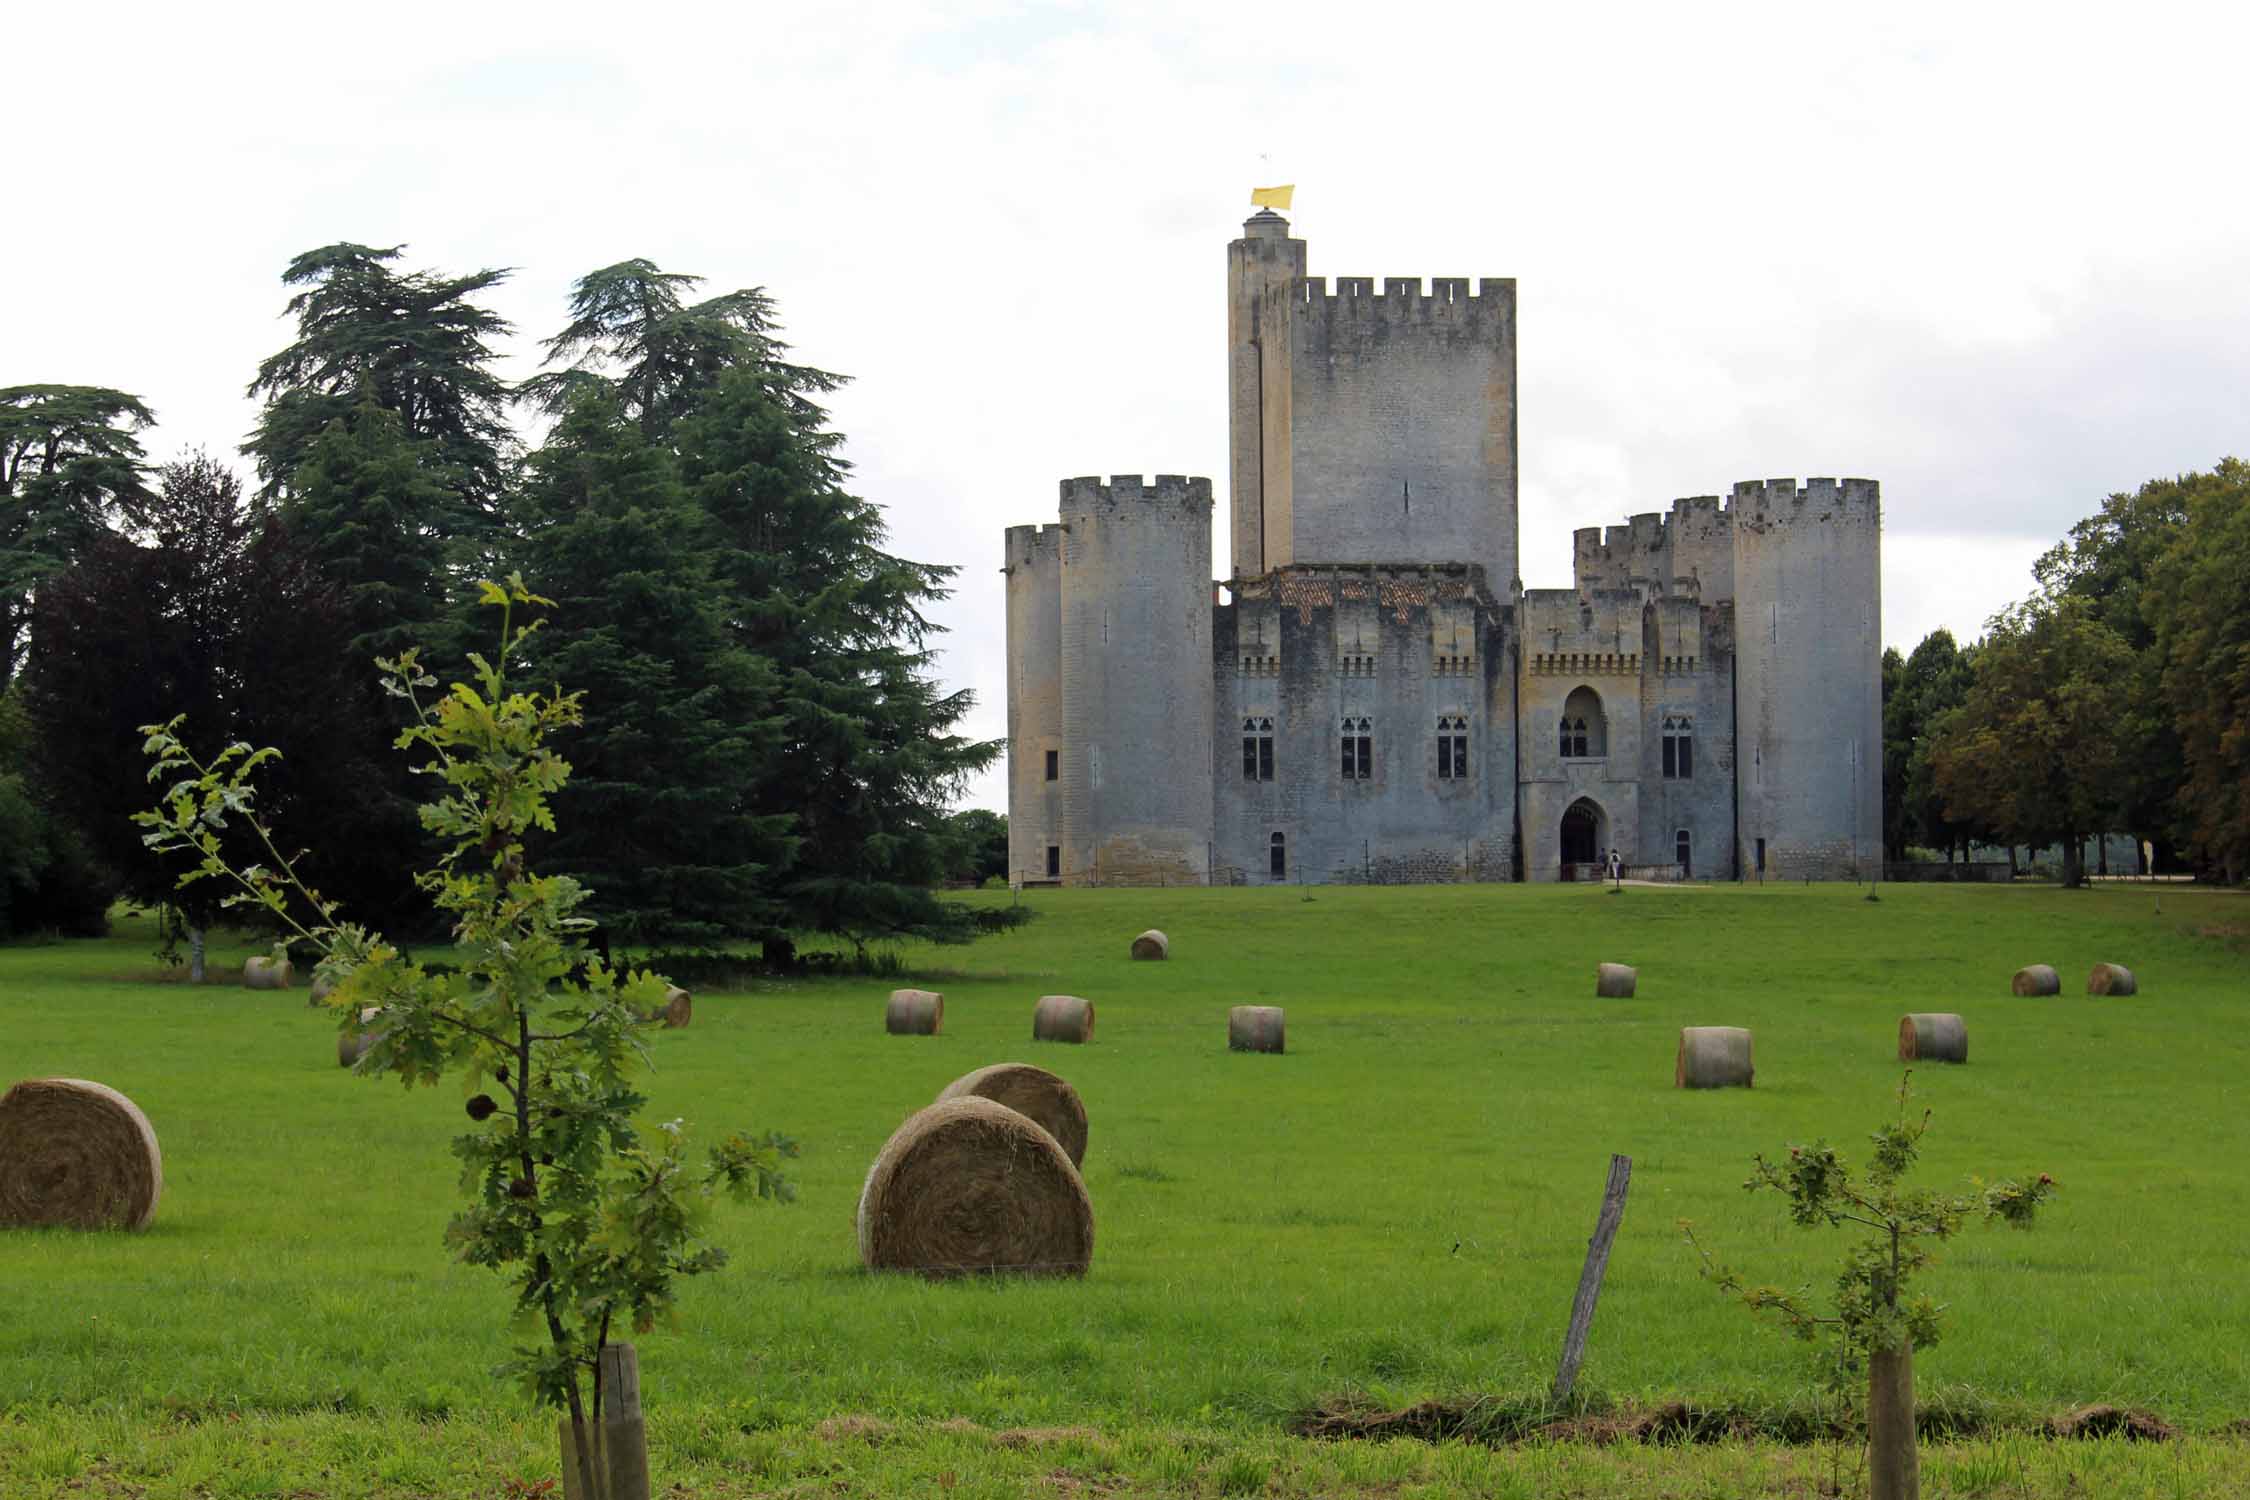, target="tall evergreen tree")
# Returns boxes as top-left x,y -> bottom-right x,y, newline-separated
0,384 -> 156,682
518,263 -> 999,955
519,260 -> 838,440
244,243 -> 516,534
510,391 -> 794,947
279,397 -> 453,661
676,366 -> 998,955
